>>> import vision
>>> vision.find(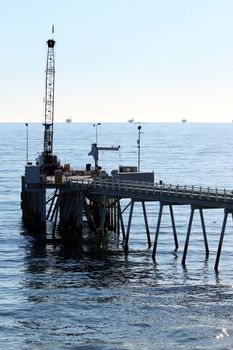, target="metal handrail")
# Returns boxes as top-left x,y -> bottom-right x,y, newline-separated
88,178 -> 233,202
46,175 -> 233,203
